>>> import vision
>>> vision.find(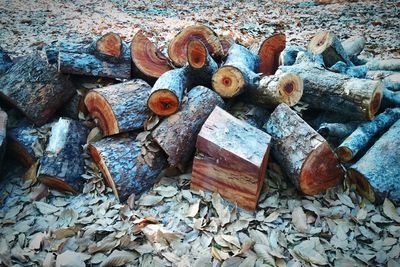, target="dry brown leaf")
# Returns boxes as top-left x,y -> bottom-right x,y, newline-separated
293,238 -> 328,265
292,207 -> 307,233
383,198 -> 400,223
100,250 -> 138,267
254,244 -> 275,266
138,195 -> 164,206
86,127 -> 103,144
34,201 -> 59,215
56,250 -> 89,267
187,199 -> 200,217
29,232 -> 47,250
43,252 -> 56,267
154,186 -> 178,197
